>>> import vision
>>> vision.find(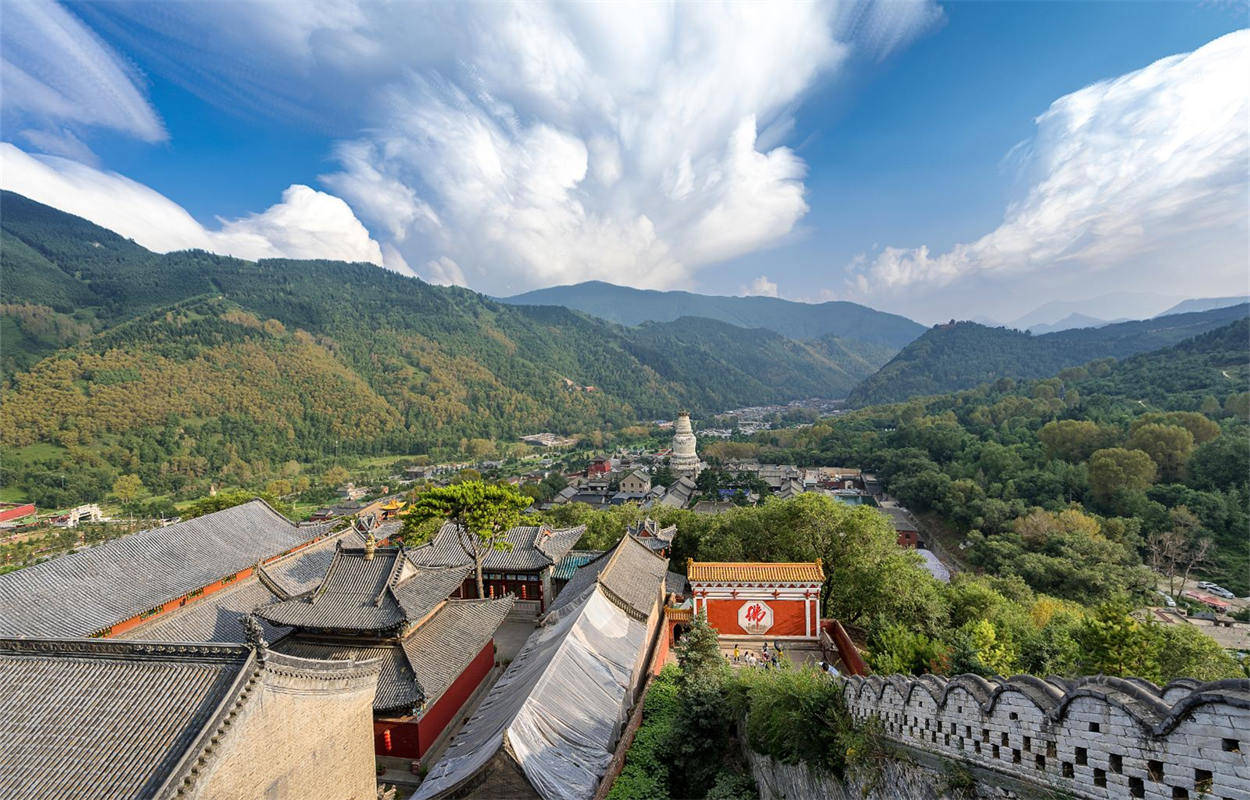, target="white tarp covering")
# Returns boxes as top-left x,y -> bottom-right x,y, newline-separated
414,589 -> 646,800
